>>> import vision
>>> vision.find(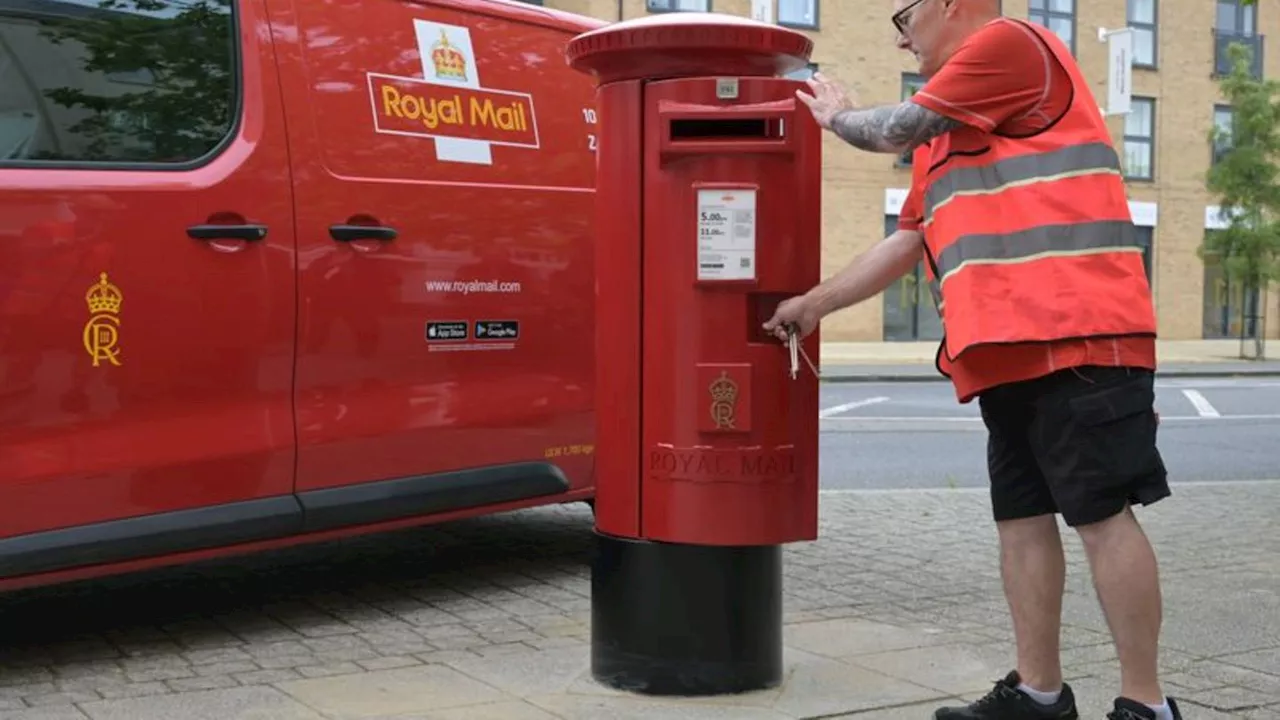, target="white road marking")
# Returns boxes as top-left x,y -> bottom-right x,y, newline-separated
818,396 -> 890,418
817,478 -> 1280,495
821,414 -> 1280,423
1156,380 -> 1280,389
823,415 -> 980,422
820,379 -> 1280,390
1181,389 -> 1221,418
